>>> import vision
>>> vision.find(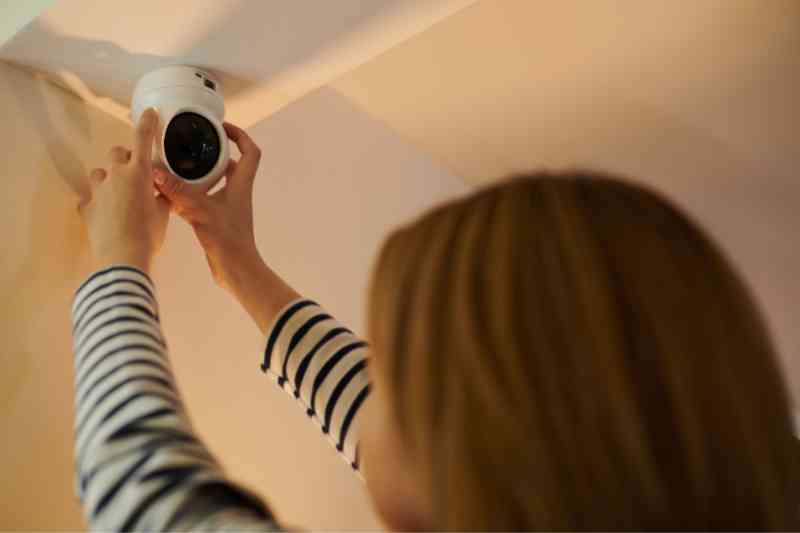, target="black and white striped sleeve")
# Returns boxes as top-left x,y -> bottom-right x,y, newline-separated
259,299 -> 371,473
71,265 -> 281,532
